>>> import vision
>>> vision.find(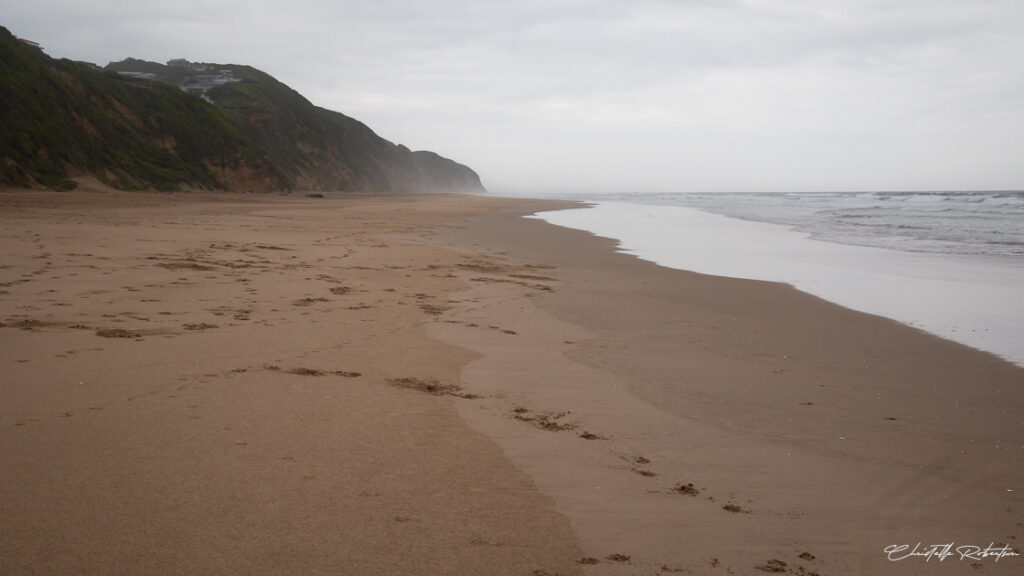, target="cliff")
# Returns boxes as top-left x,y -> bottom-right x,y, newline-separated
0,27 -> 485,194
